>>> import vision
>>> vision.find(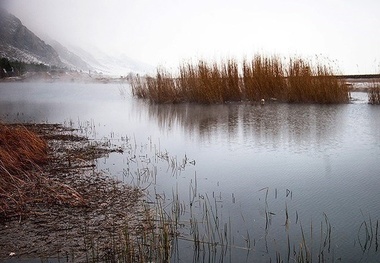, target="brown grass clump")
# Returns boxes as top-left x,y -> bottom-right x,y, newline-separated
130,54 -> 350,104
194,61 -> 222,103
220,59 -> 242,102
131,69 -> 180,103
178,62 -> 198,102
243,55 -> 286,101
132,61 -> 243,104
286,59 -> 349,103
0,123 -> 84,217
147,68 -> 179,103
368,82 -> 380,104
129,73 -> 149,99
186,60 -> 240,103
0,124 -> 47,173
